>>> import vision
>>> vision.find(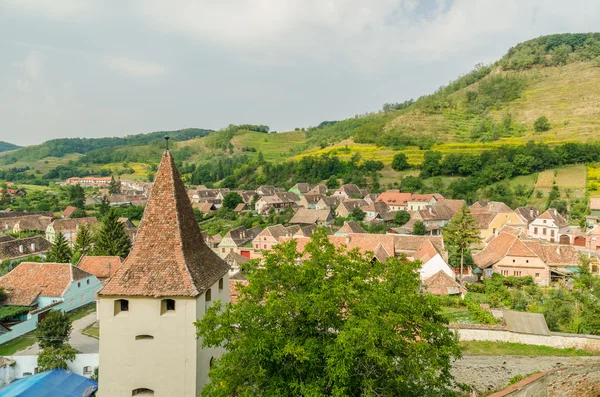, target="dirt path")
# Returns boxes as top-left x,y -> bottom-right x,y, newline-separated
452,355 -> 600,395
